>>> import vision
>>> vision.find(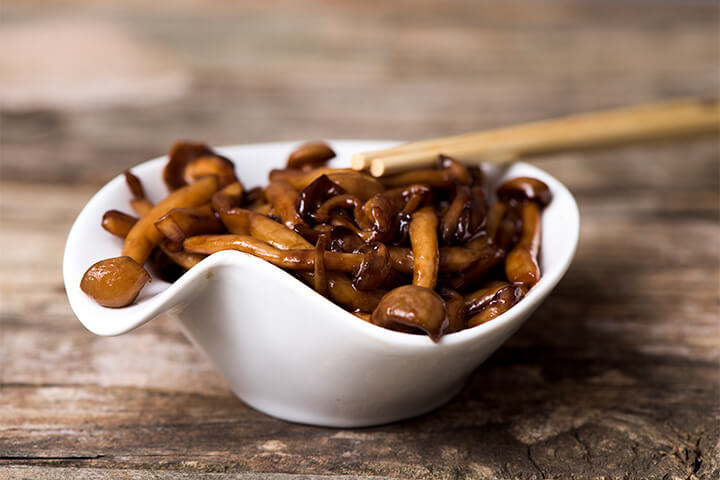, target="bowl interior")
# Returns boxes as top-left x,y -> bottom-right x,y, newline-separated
63,140 -> 579,340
